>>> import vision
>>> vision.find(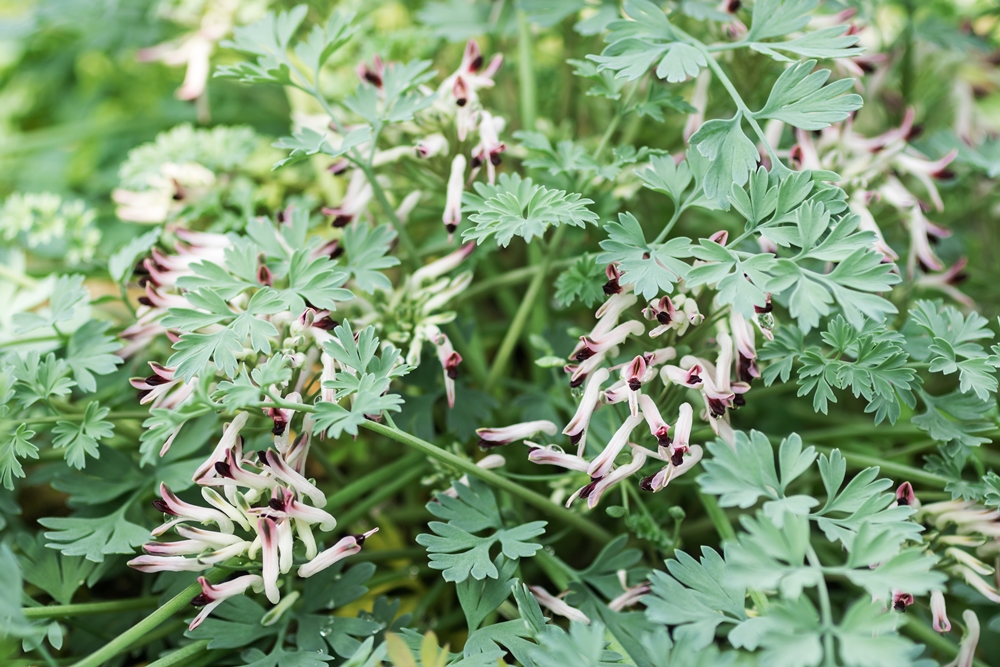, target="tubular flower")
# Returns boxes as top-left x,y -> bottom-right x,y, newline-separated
526,443 -> 591,472
428,326 -> 462,408
438,39 -> 503,140
131,411 -> 370,627
416,133 -> 448,158
891,590 -> 914,612
622,355 -> 647,417
608,570 -> 650,612
298,528 -> 379,579
476,420 -> 559,449
931,590 -> 951,633
529,586 -> 590,624
915,258 -> 974,308
637,394 -> 671,450
639,437 -> 703,493
945,611 -> 980,667
563,368 -> 610,455
443,154 -> 467,238
572,448 -> 647,510
588,414 -> 644,479
729,311 -> 759,383
470,111 -> 506,184
130,362 -> 195,410
189,574 -> 263,631
322,169 -> 373,227
895,481 -> 919,509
